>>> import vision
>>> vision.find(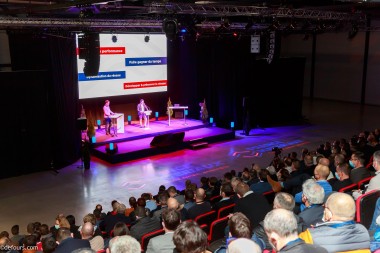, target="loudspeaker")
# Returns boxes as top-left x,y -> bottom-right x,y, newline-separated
163,19 -> 178,41
150,132 -> 185,148
80,32 -> 100,77
77,118 -> 87,131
